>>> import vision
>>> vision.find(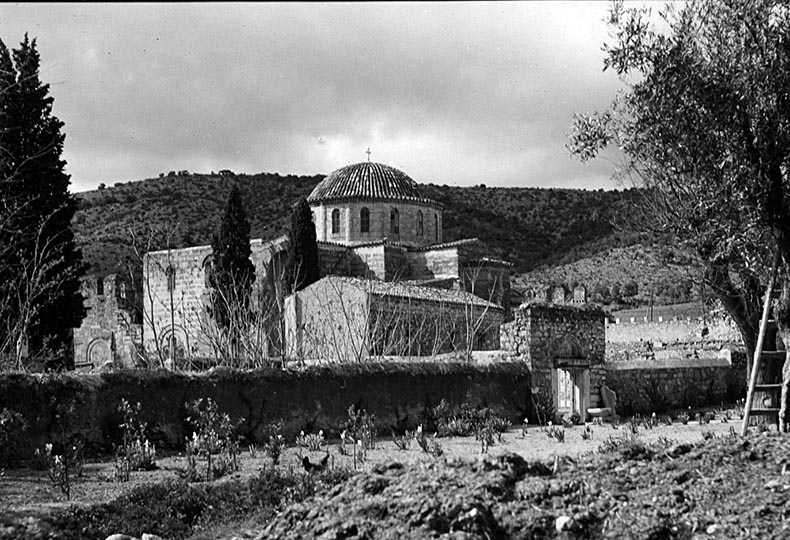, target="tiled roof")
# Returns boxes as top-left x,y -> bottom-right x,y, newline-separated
316,276 -> 503,310
307,162 -> 440,206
